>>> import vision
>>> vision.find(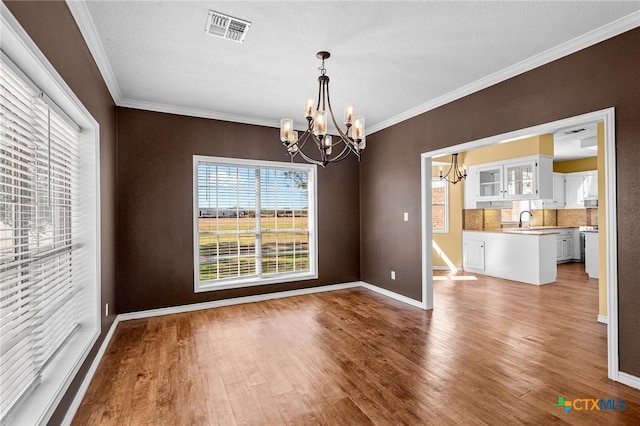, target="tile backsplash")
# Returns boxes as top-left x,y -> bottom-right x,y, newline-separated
463,207 -> 597,229
530,209 -> 557,226
556,208 -> 598,227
